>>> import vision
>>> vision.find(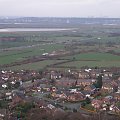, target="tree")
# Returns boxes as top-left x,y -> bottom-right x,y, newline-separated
7,82 -> 12,90
113,85 -> 118,93
81,102 -> 86,107
31,79 -> 34,83
85,97 -> 91,104
73,108 -> 77,112
14,81 -> 20,88
94,75 -> 103,89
